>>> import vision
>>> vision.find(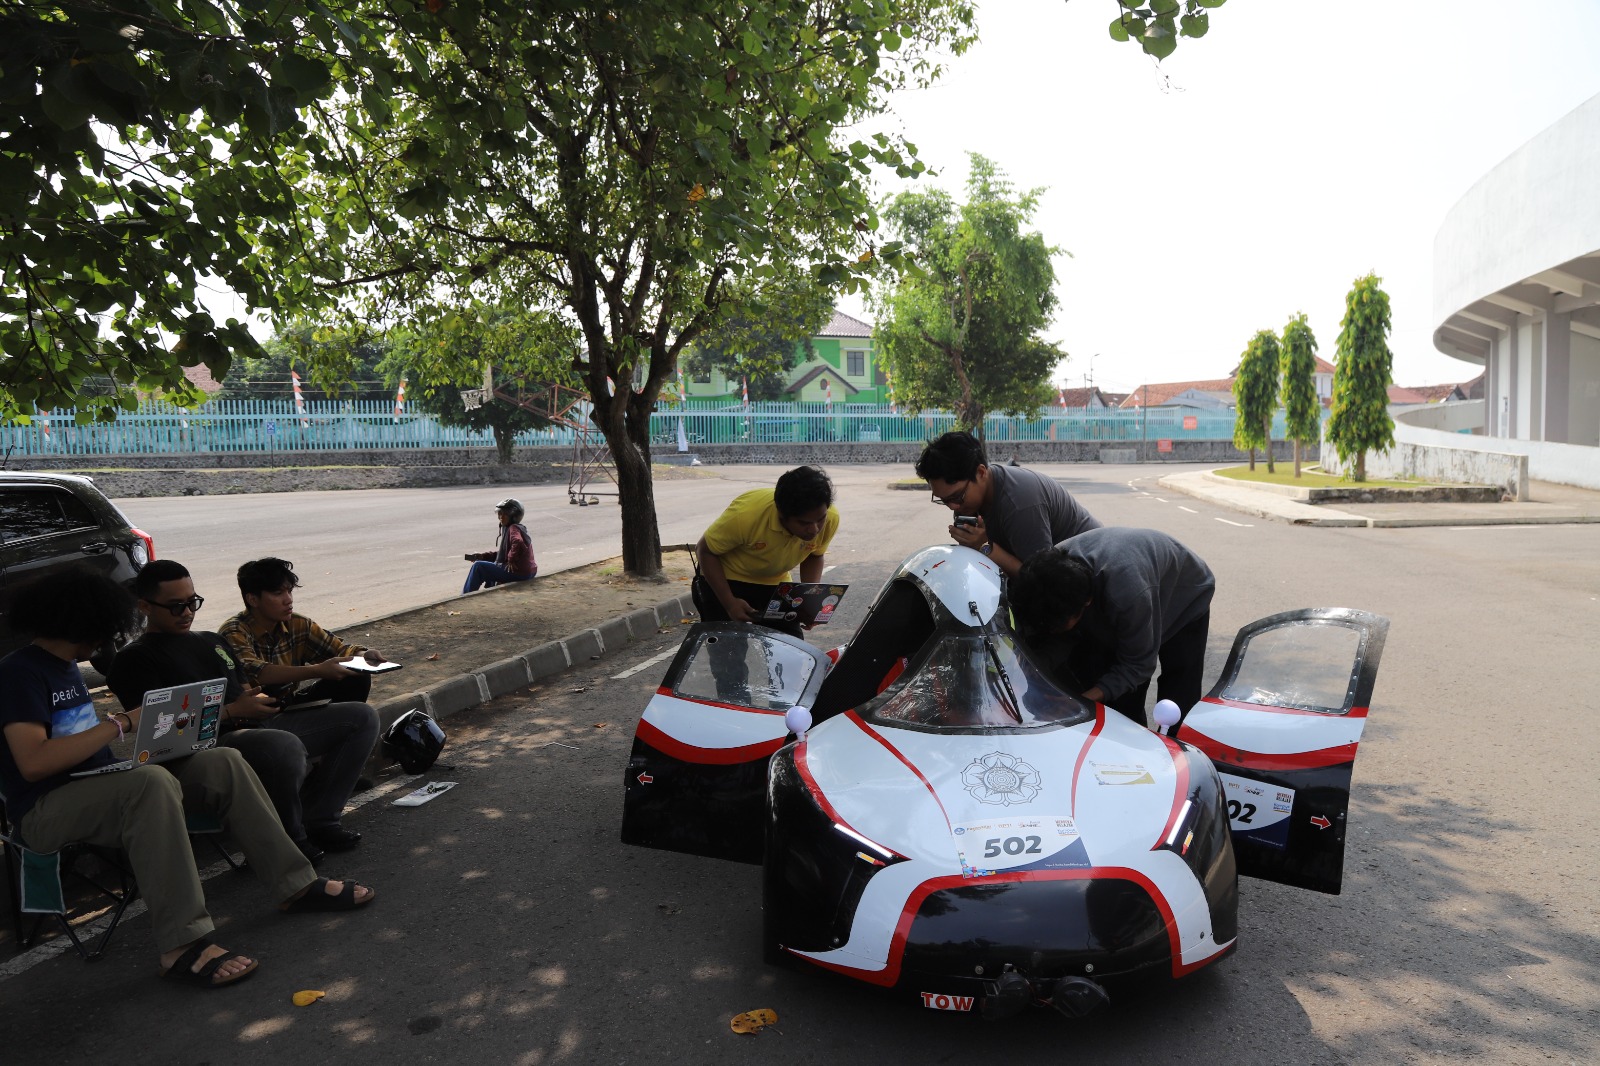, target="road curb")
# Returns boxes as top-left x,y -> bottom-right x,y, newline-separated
1157,472 -> 1370,527
363,590 -> 697,776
